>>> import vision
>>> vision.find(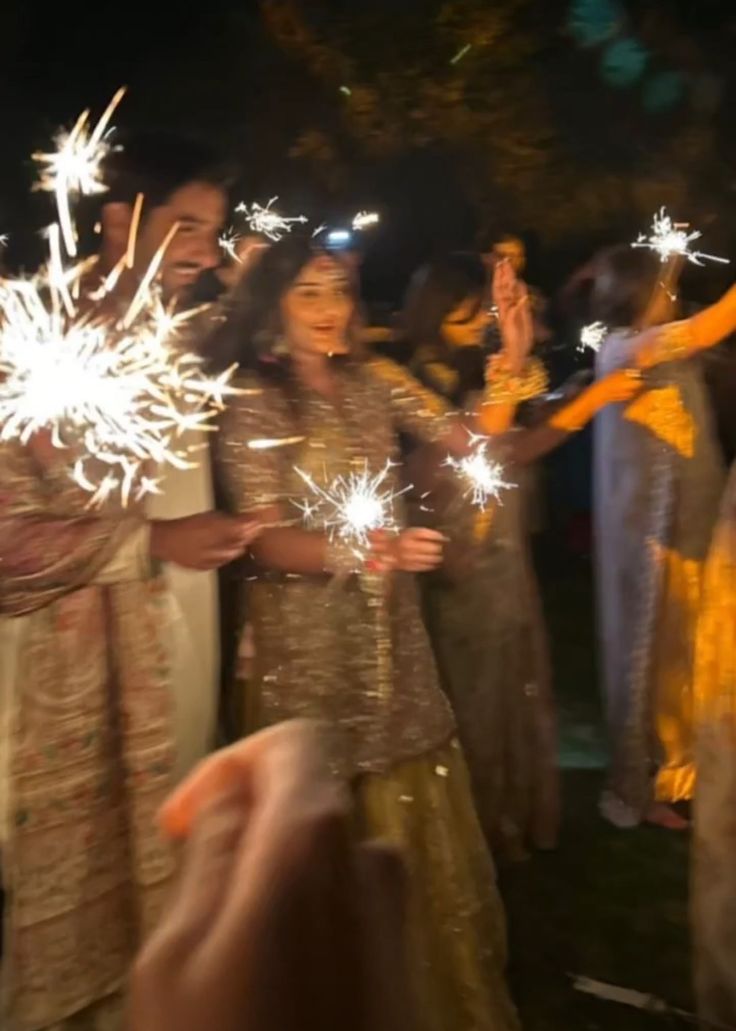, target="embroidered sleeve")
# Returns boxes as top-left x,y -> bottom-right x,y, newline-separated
364,357 -> 455,444
624,385 -> 695,458
420,360 -> 461,399
483,355 -> 548,406
0,444 -> 145,615
217,377 -> 294,513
